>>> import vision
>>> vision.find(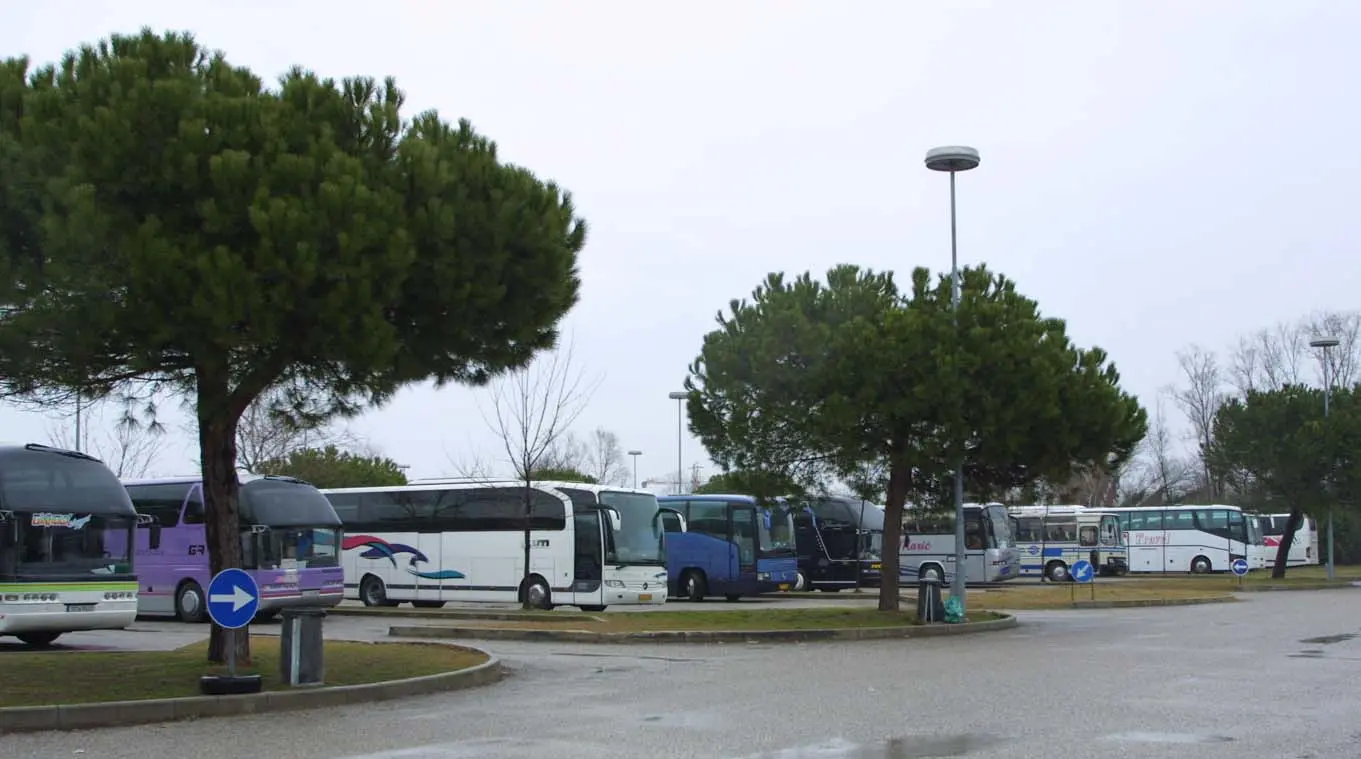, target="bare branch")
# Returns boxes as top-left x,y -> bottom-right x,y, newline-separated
584,427 -> 629,485
1168,345 -> 1228,496
43,396 -> 166,478
476,335 -> 603,481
